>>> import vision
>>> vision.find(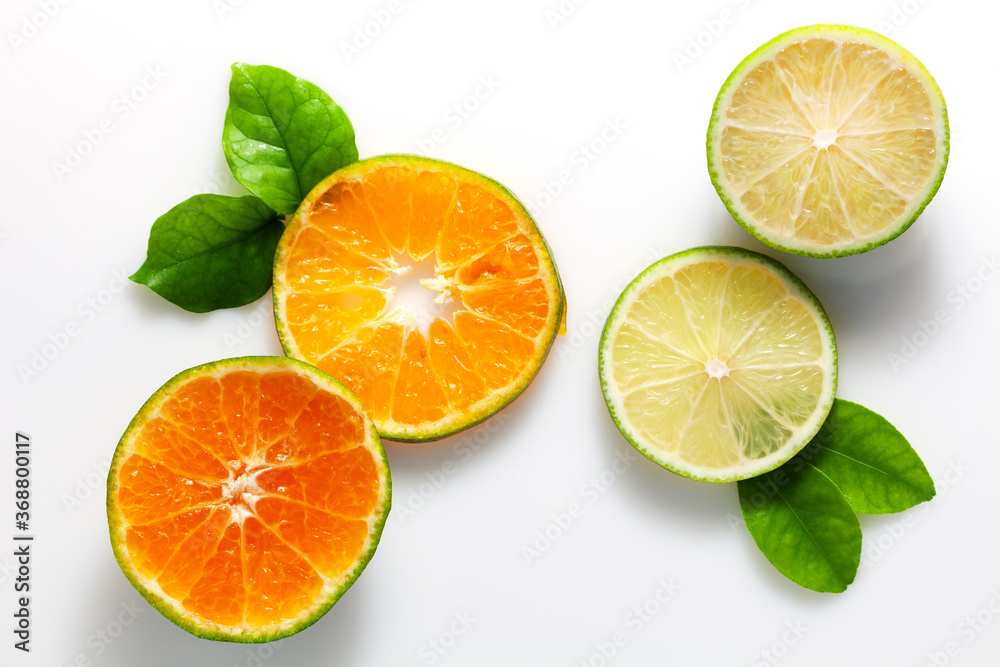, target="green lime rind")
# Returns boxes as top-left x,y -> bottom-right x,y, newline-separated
598,246 -> 838,483
106,356 -> 391,643
273,154 -> 566,443
707,24 -> 949,258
